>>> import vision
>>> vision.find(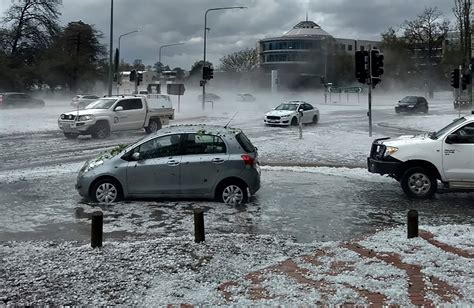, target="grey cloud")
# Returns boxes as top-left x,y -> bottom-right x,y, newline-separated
49,0 -> 455,69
